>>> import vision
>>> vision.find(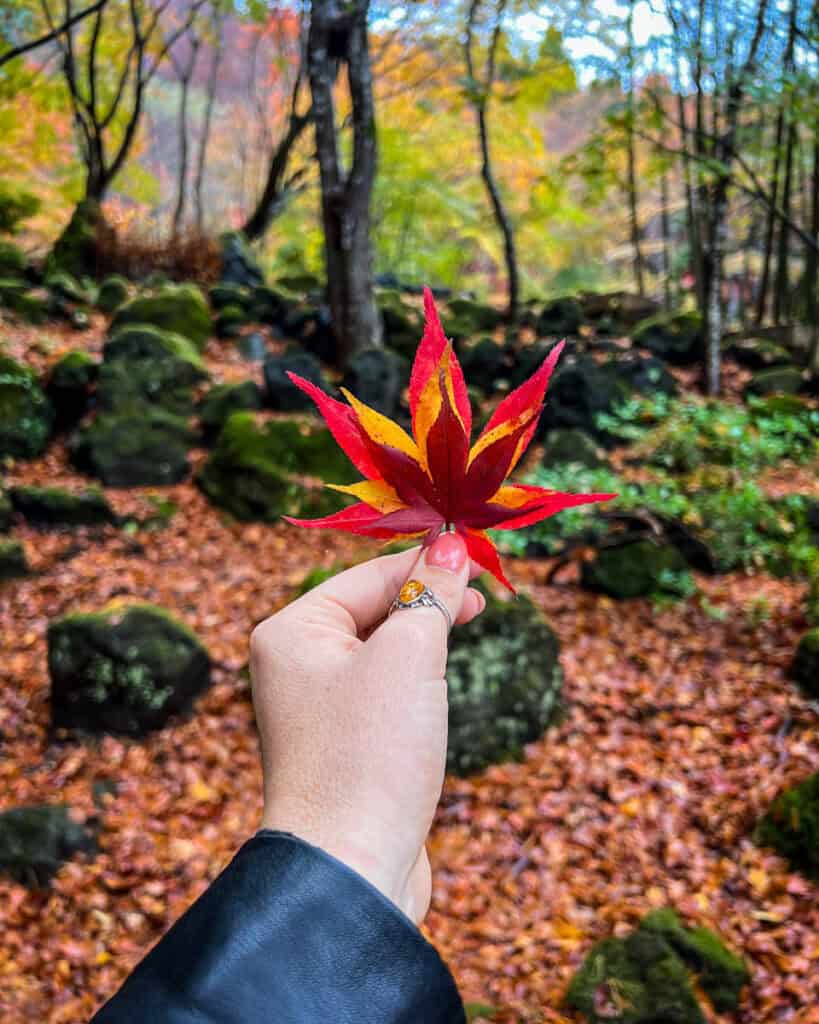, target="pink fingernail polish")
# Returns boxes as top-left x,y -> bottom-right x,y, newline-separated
426,532 -> 467,573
